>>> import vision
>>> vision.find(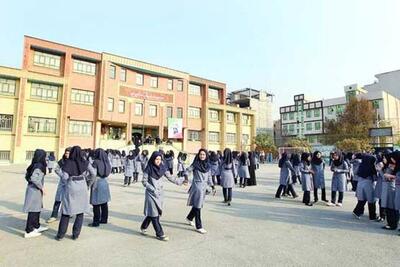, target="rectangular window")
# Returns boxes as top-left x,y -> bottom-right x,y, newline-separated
314,109 -> 320,117
28,117 -> 56,134
188,130 -> 201,141
189,83 -> 201,96
73,59 -> 96,75
166,106 -> 173,118
30,82 -> 59,102
209,109 -> 220,121
68,120 -> 93,136
26,151 -> 35,161
188,107 -> 201,119
71,89 -> 94,105
242,134 -> 249,144
107,98 -> 114,112
118,100 -> 125,113
136,73 -> 144,85
282,113 -> 287,121
0,150 -> 10,161
167,79 -> 173,90
289,112 -> 295,120
149,105 -> 157,117
150,77 -> 158,88
289,124 -> 295,132
315,121 -> 321,130
109,65 -> 116,79
282,125 -> 288,134
33,51 -> 61,70
208,87 -> 220,99
177,80 -> 183,91
0,77 -> 17,96
0,114 -> 13,131
306,122 -> 312,131
209,131 -> 220,143
120,68 -> 127,82
135,103 -> 143,116
242,114 -> 250,125
226,133 -> 236,144
177,107 -> 183,118
306,110 -> 312,118
227,112 -> 235,123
